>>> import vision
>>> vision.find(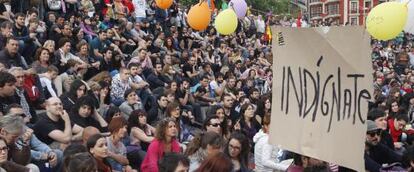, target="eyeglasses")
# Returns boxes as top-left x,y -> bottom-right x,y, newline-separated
367,129 -> 382,137
209,123 -> 221,127
0,146 -> 8,153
